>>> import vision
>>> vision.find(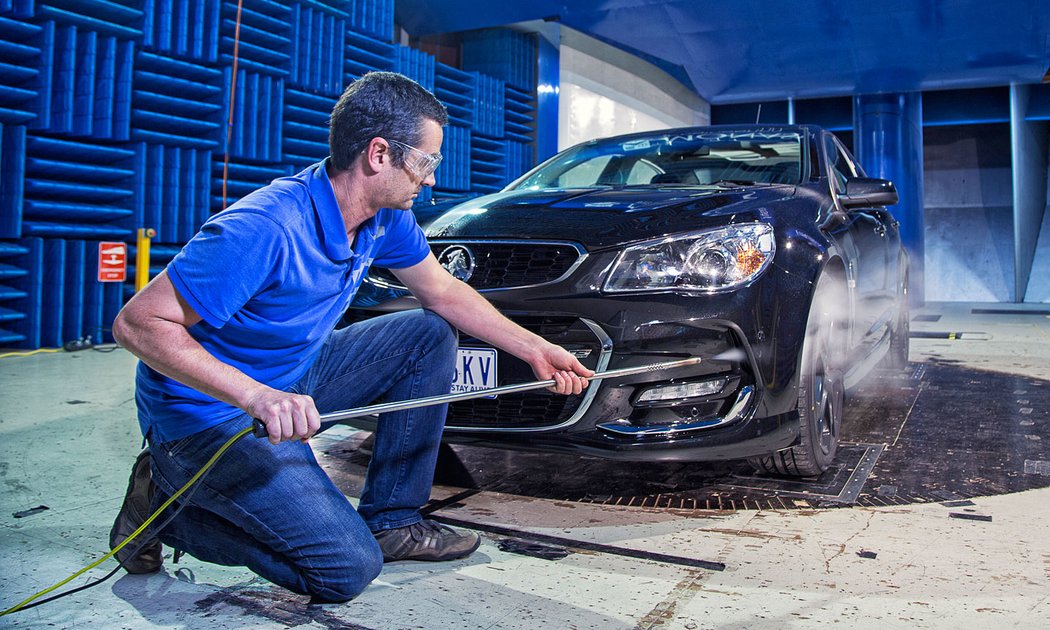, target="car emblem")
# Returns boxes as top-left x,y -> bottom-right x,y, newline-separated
437,245 -> 476,282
